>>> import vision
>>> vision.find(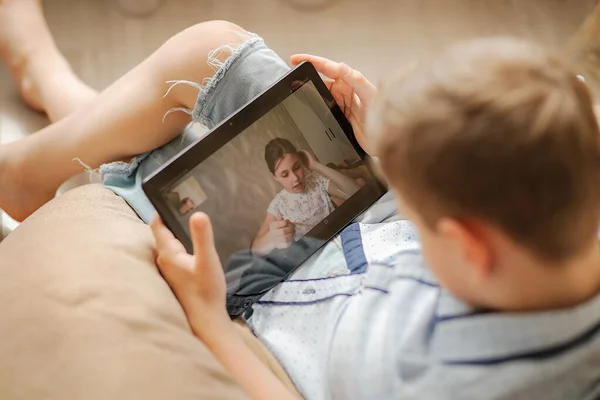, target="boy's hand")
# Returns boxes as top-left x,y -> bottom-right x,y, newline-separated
291,54 -> 377,153
152,215 -> 299,400
150,213 -> 229,337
